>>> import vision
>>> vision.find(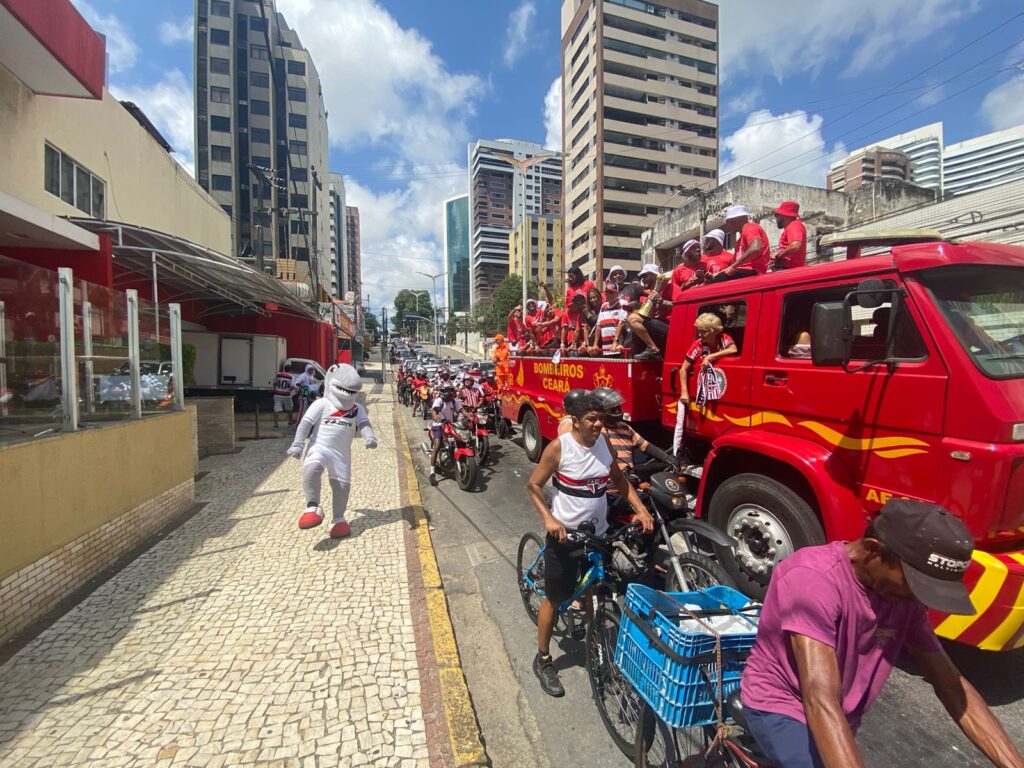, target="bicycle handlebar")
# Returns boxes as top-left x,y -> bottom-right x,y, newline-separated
565,520 -> 641,546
